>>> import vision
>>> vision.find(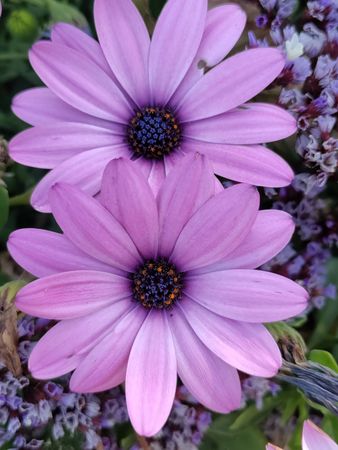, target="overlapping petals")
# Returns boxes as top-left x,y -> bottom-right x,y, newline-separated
9,0 -> 296,212
9,155 -> 308,436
